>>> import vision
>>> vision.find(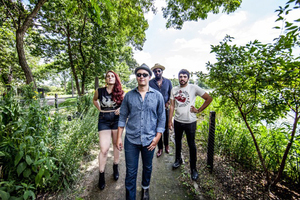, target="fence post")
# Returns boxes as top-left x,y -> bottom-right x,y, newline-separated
207,111 -> 216,173
55,93 -> 58,109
